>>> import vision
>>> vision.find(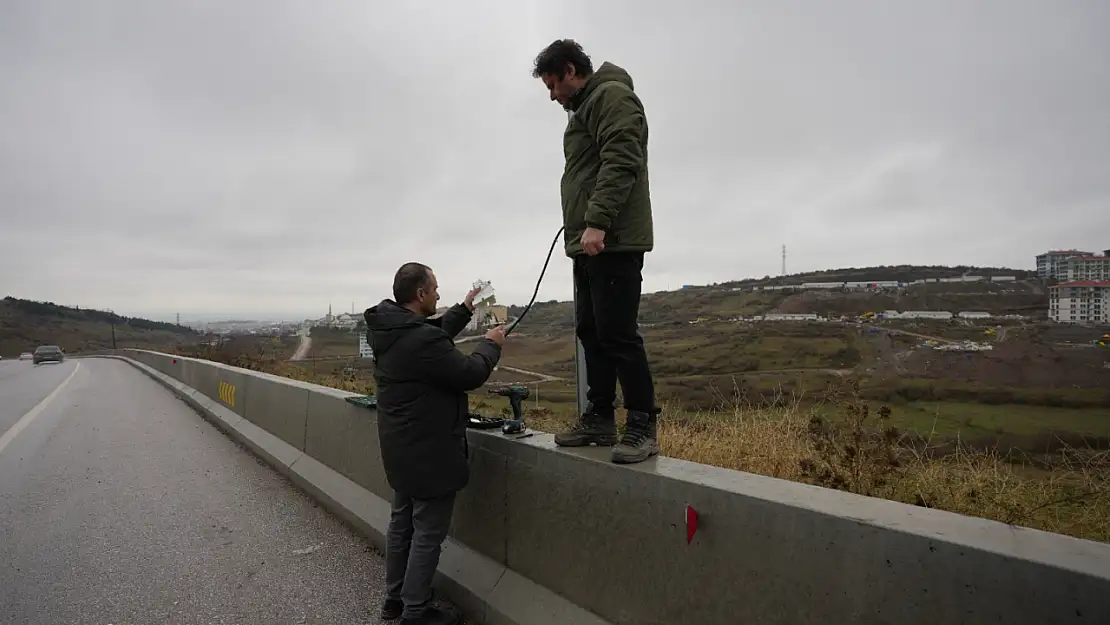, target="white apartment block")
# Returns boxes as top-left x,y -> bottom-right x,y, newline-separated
1065,251 -> 1110,282
1049,281 -> 1110,324
358,331 -> 374,359
889,311 -> 954,320
760,313 -> 820,321
1036,250 -> 1092,279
